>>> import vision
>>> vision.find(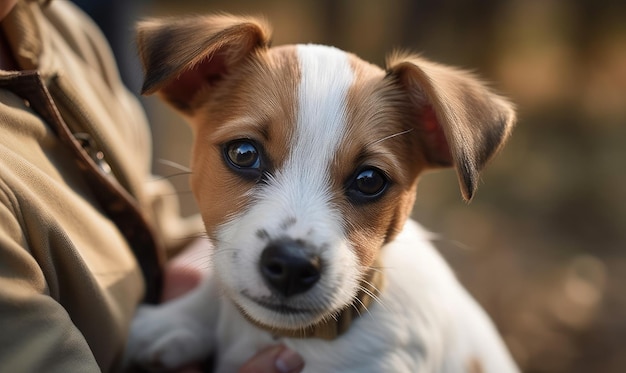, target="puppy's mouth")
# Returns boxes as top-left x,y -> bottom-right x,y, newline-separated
241,291 -> 325,316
